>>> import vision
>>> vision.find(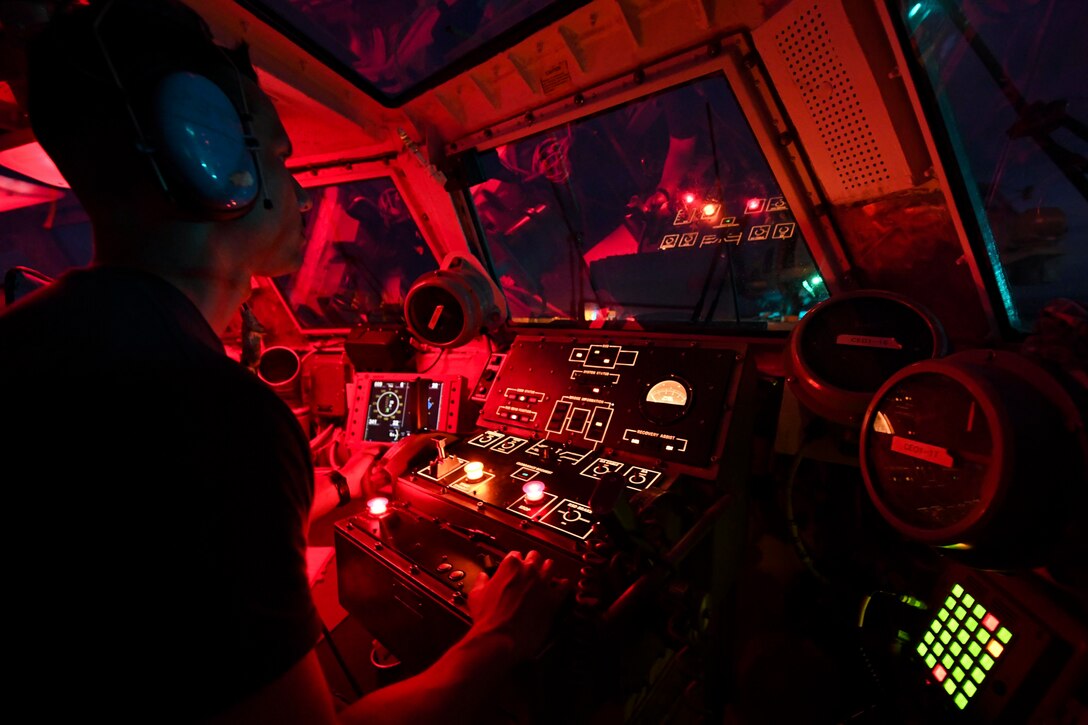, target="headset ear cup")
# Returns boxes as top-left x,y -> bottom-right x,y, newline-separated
151,72 -> 259,219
